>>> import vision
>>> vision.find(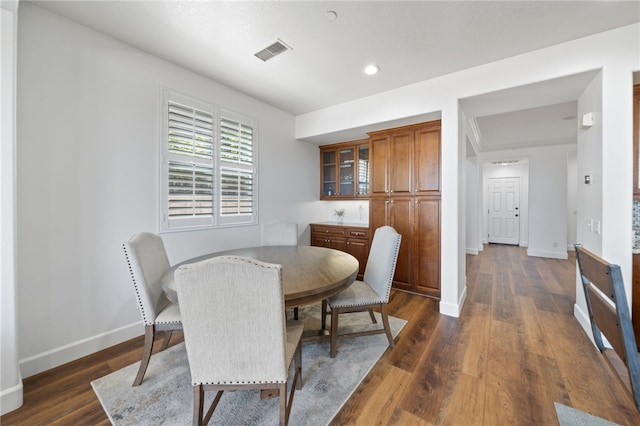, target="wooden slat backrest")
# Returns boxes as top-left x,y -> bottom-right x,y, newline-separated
575,244 -> 640,412
586,284 -> 626,360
